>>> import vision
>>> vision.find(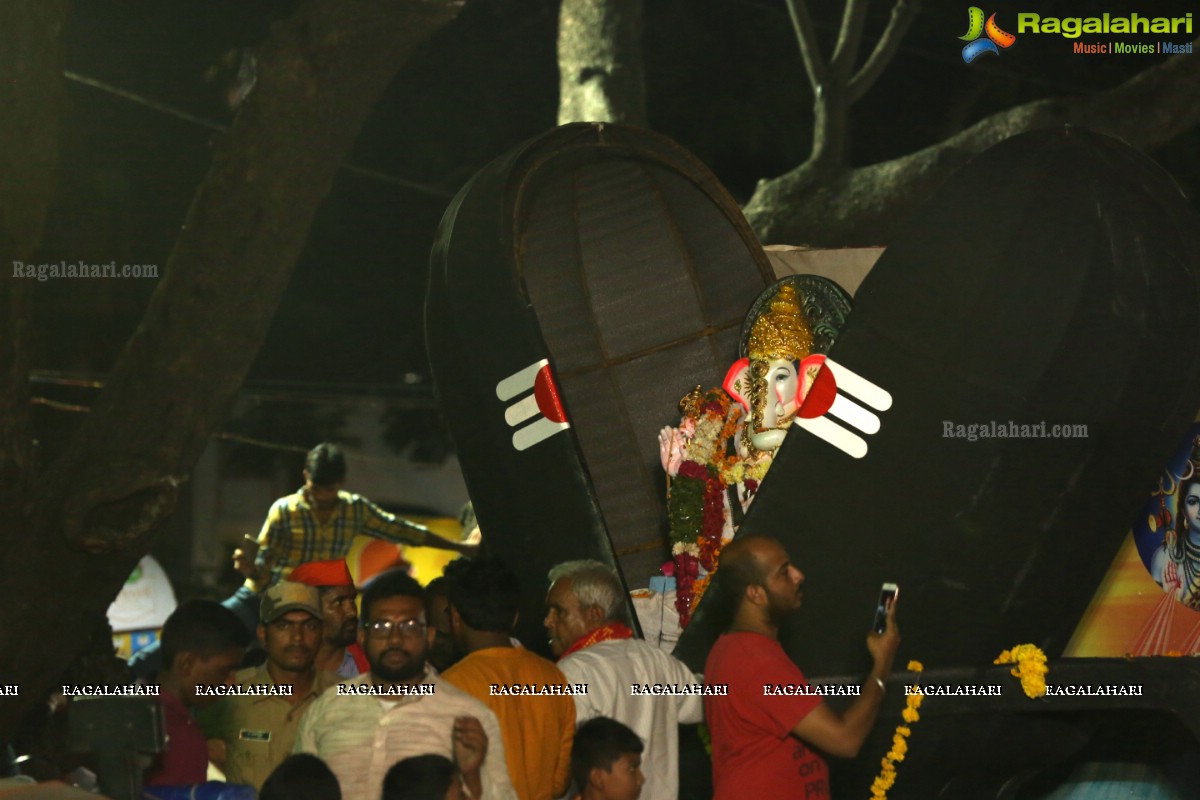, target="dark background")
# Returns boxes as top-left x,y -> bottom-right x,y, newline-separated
35,0 -> 1199,382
